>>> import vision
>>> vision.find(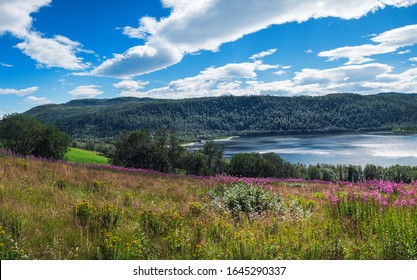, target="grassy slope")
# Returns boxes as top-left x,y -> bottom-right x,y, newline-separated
65,148 -> 108,164
0,155 -> 416,260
